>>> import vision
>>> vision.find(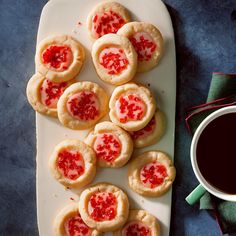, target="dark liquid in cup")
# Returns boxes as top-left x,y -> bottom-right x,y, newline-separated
196,112 -> 236,195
